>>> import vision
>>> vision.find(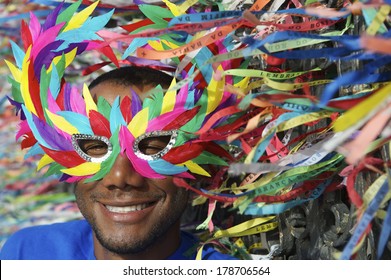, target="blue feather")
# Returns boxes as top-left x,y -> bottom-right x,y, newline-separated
149,159 -> 188,175
55,9 -> 114,51
56,111 -> 94,135
109,96 -> 126,134
24,143 -> 44,159
49,64 -> 60,99
122,38 -> 156,59
32,113 -> 73,151
10,40 -> 25,68
22,105 -> 51,148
